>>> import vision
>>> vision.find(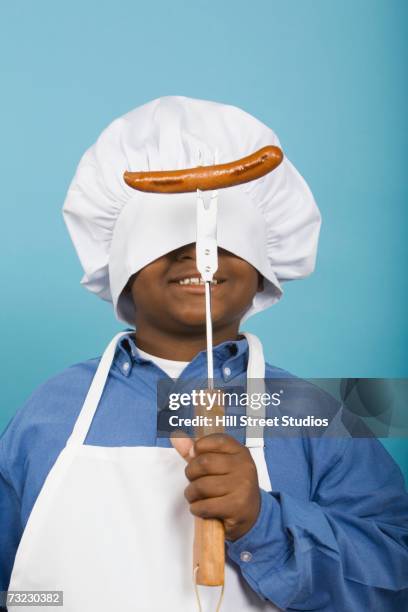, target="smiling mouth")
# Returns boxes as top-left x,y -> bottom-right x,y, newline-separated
169,275 -> 226,291
177,277 -> 220,286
